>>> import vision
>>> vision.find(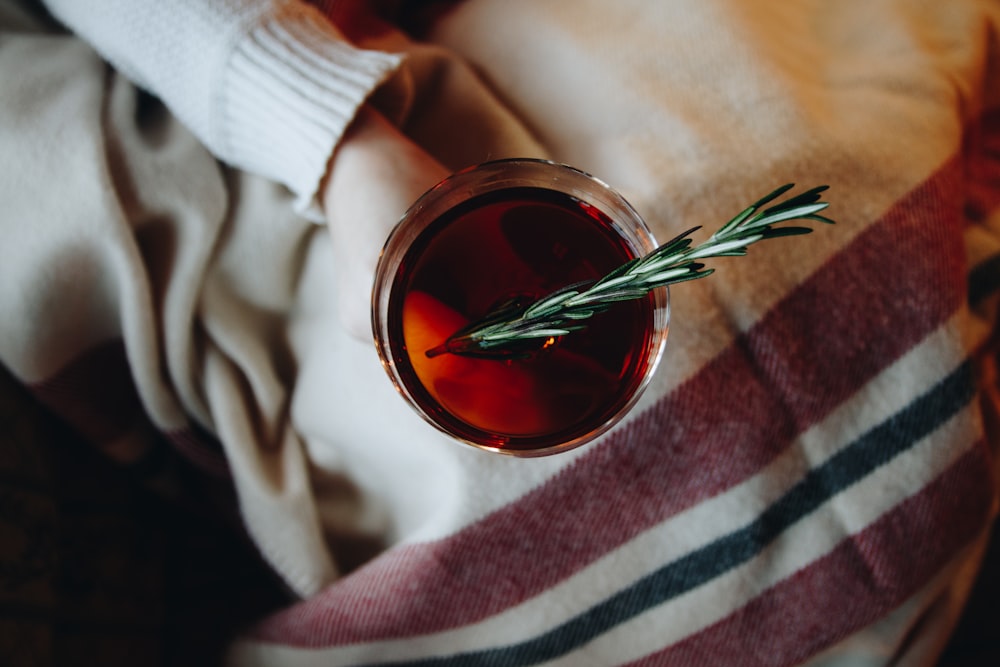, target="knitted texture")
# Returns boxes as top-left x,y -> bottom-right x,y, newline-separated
42,0 -> 403,218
